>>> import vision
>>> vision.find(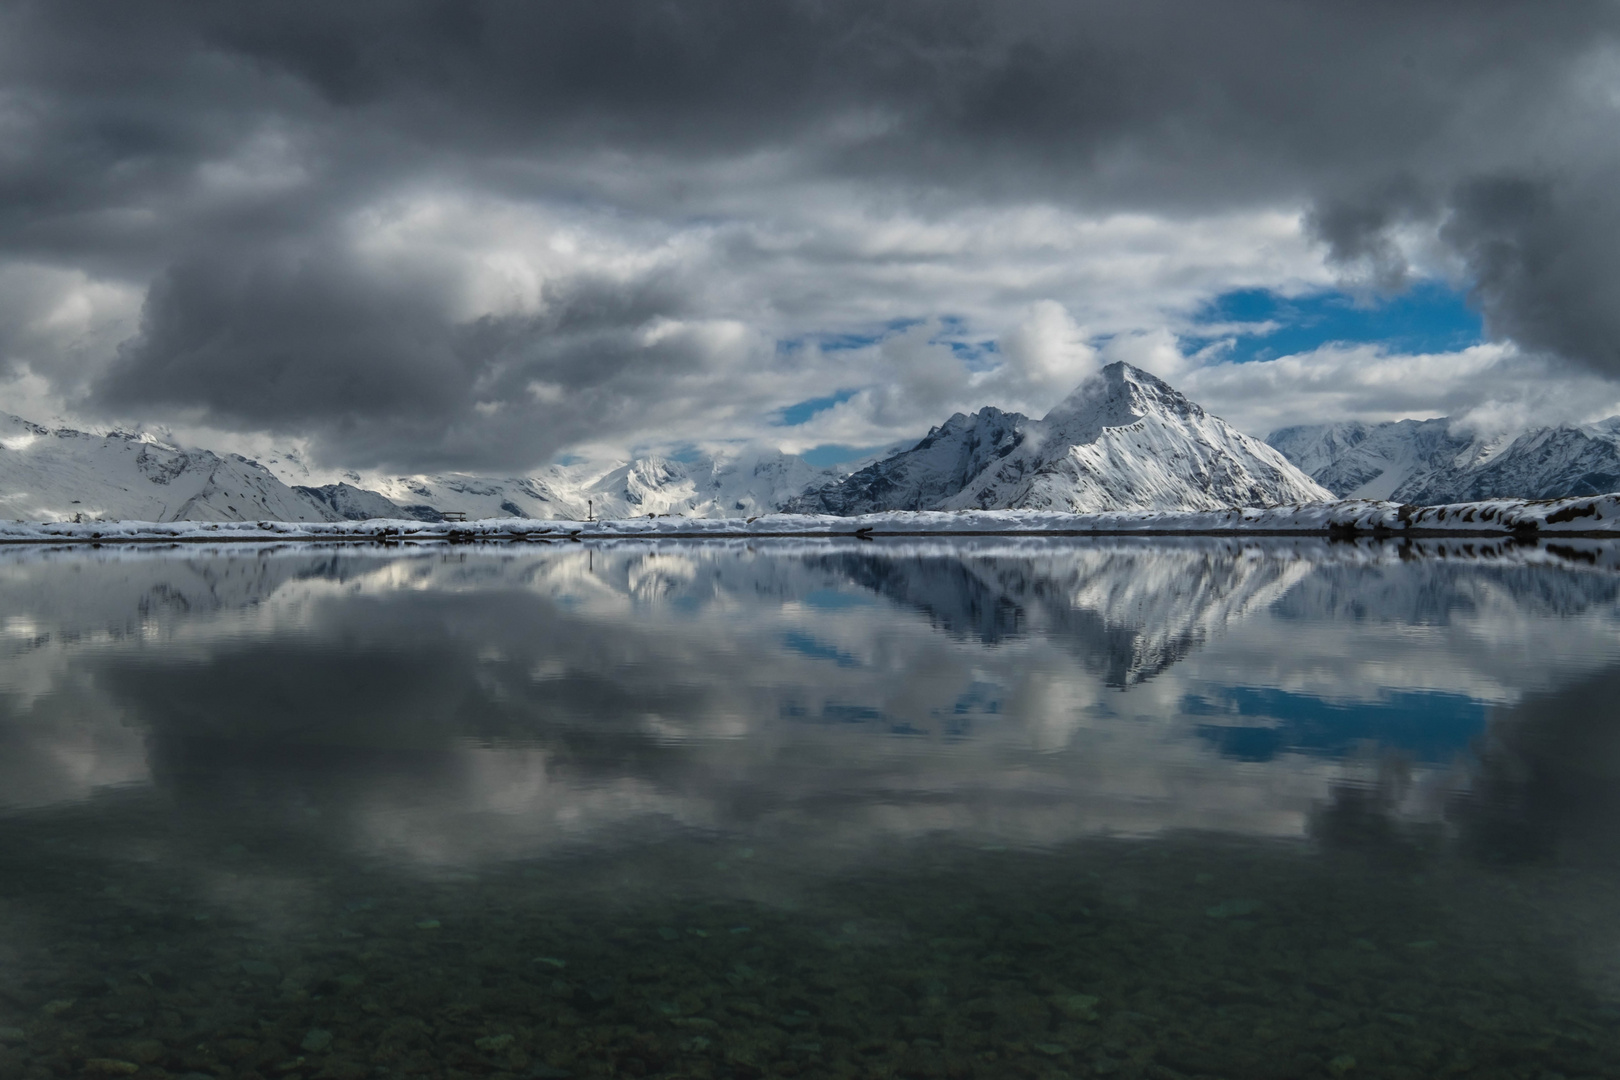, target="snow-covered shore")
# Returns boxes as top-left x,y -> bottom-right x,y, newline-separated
3,493 -> 1620,544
